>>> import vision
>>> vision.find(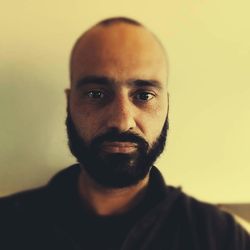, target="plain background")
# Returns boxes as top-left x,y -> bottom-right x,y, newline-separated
0,0 -> 249,203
